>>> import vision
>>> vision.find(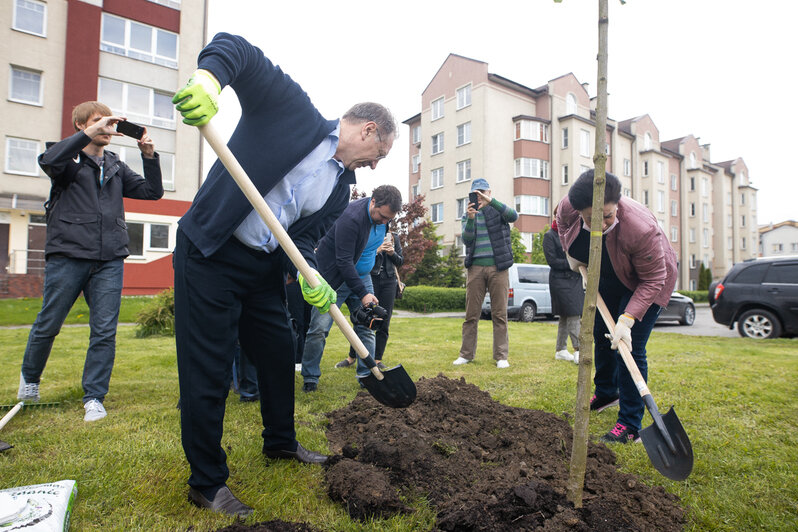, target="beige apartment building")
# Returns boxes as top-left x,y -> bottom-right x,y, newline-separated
1,0 -> 207,296
405,54 -> 757,290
